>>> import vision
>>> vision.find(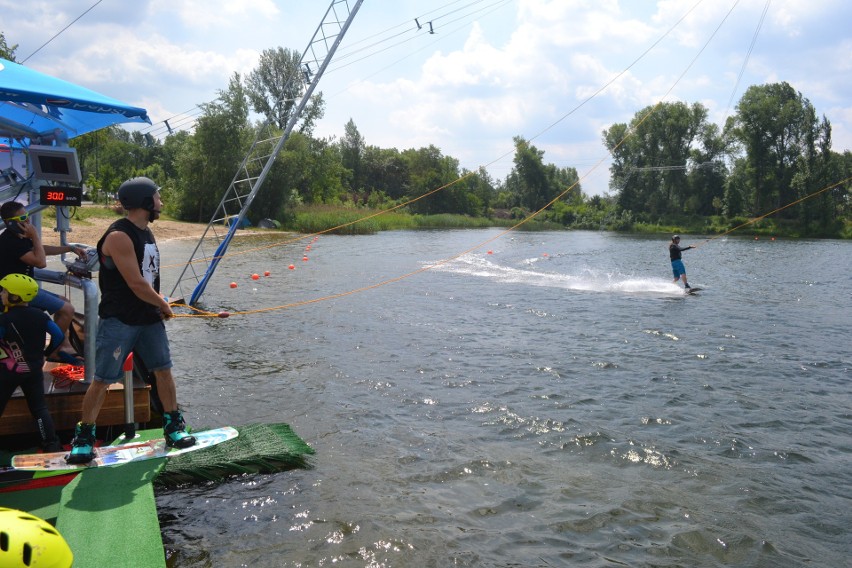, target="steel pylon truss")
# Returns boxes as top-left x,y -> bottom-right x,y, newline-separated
170,0 -> 363,306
